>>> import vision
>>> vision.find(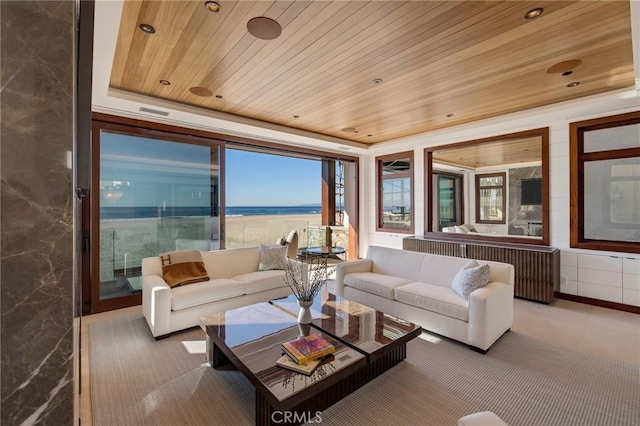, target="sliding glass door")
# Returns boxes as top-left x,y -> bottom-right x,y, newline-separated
90,122 -> 223,312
